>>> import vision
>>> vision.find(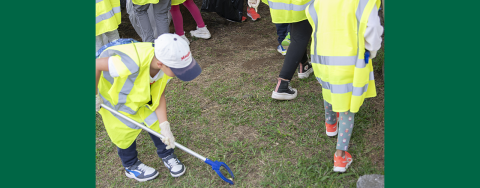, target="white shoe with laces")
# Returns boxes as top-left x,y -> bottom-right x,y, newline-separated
124,160 -> 159,182
162,153 -> 186,177
190,26 -> 211,39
